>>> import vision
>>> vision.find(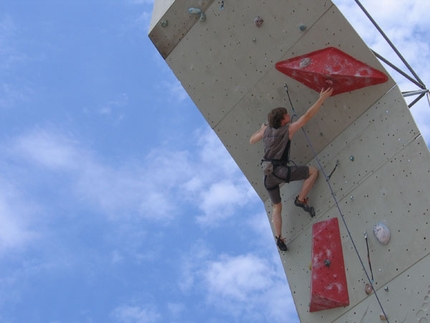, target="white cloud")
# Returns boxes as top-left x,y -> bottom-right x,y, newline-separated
188,128 -> 259,226
97,93 -> 128,122
0,15 -> 34,109
178,240 -> 211,292
128,0 -> 154,4
111,305 -> 161,323
247,211 -> 274,244
177,236 -> 298,322
6,127 -> 188,221
3,129 -> 140,221
111,250 -> 124,264
157,79 -> 190,103
411,103 -> 430,145
177,201 -> 301,322
0,123 -> 266,274
167,302 -> 186,320
195,128 -> 234,170
204,254 -> 272,300
0,182 -> 39,253
196,178 -> 255,226
1,125 -> 256,231
200,253 -> 297,322
11,129 -> 81,171
333,0 -> 430,72
0,14 -> 17,69
124,0 -> 156,35
0,81 -> 33,110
